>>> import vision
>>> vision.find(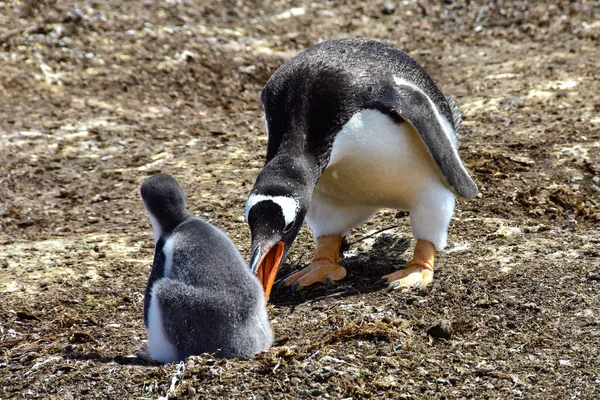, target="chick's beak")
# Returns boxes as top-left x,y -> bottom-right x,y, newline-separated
250,241 -> 284,301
